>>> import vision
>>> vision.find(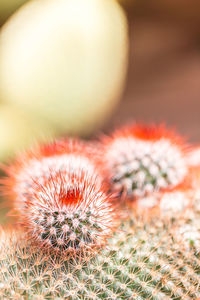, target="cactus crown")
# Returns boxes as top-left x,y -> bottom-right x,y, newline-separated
3,139 -> 117,254
104,124 -> 188,198
23,172 -> 115,253
1,132 -> 199,299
